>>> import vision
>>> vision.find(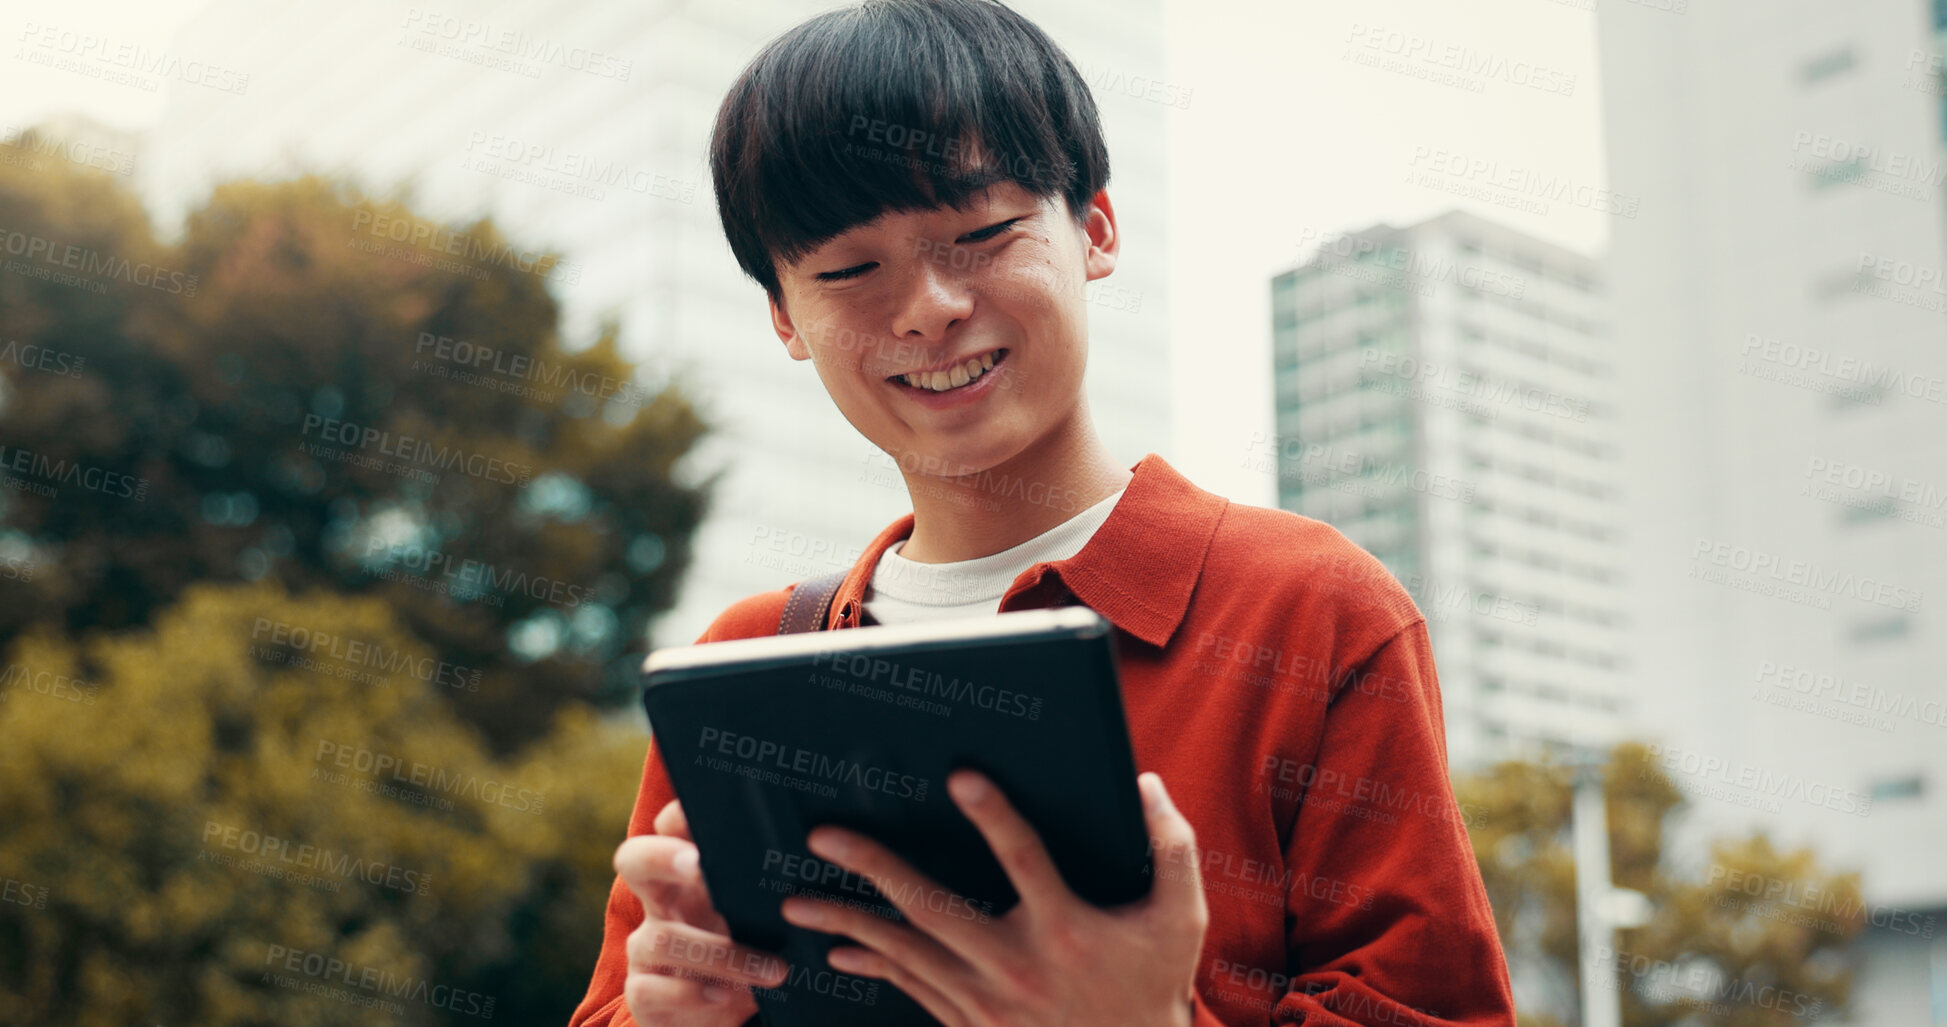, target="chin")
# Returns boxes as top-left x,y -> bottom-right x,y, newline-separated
886,436 -> 1021,481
